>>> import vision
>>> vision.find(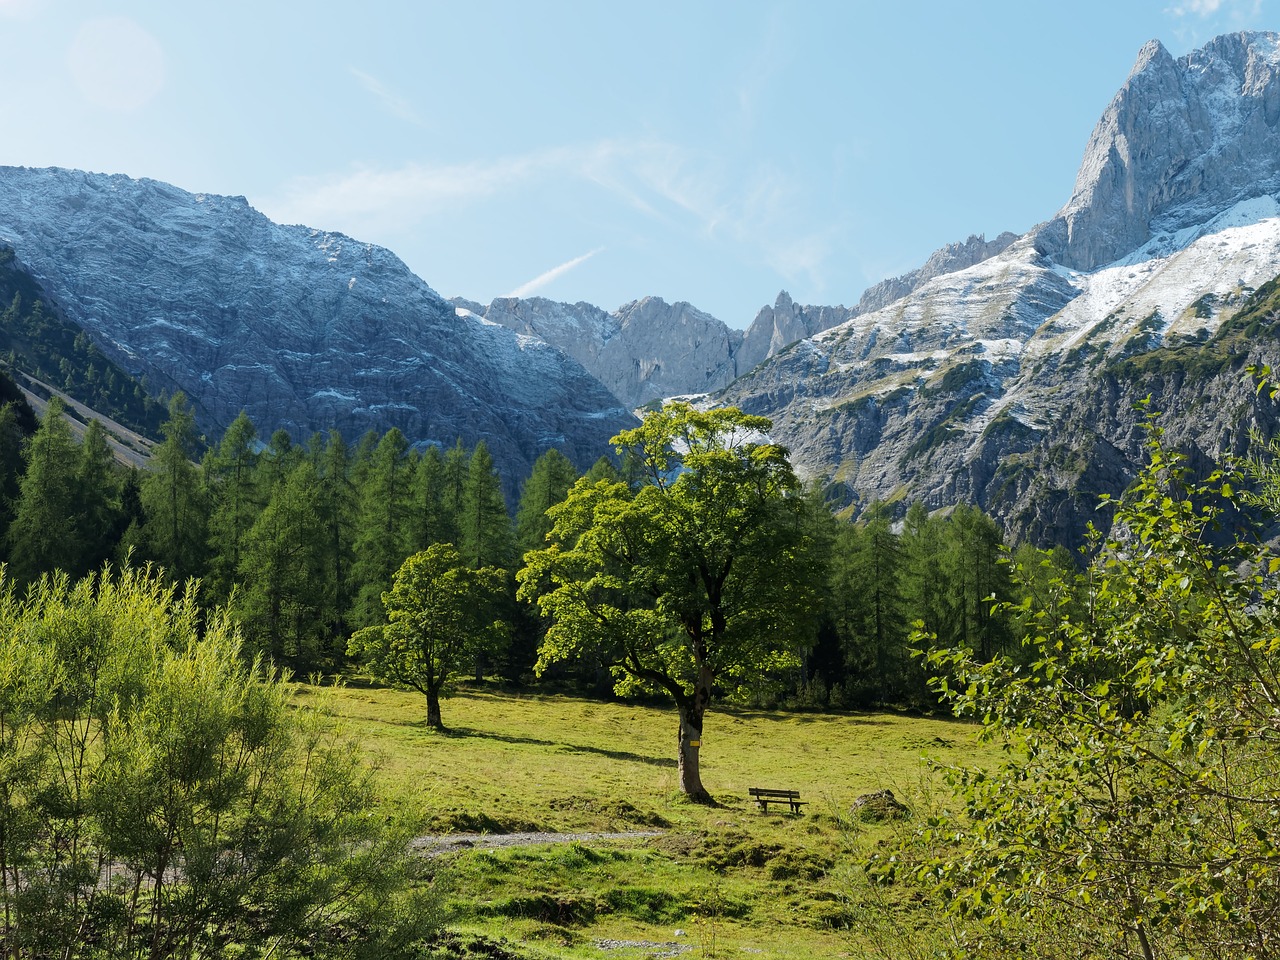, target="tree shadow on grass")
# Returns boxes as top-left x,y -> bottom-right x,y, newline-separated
445,727 -> 676,769
721,708 -> 894,726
